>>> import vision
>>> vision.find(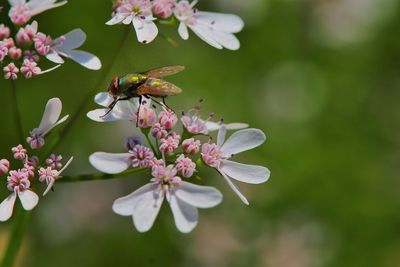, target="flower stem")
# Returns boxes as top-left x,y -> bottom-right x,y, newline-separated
1,207 -> 30,267
46,27 -> 131,154
59,168 -> 148,183
10,80 -> 24,144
